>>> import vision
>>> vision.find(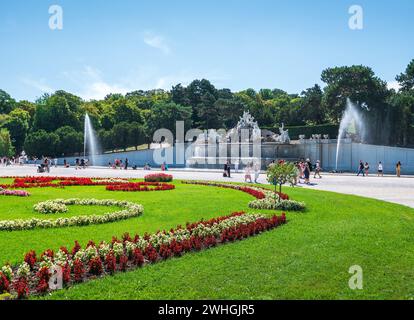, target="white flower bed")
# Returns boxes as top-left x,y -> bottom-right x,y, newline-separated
248,190 -> 306,211
0,198 -> 144,232
34,200 -> 68,214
